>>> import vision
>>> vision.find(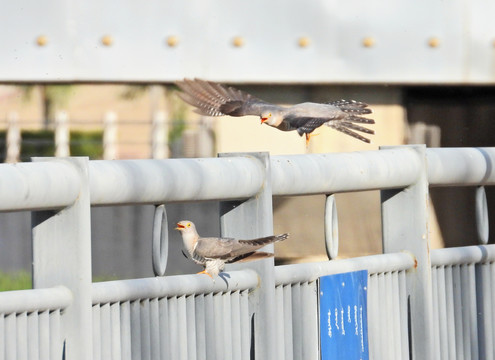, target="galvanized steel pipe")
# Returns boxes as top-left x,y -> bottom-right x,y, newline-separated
431,244 -> 495,266
427,147 -> 495,186
275,252 -> 415,285
271,148 -> 422,195
0,161 -> 81,211
0,286 -> 72,314
92,270 -> 259,303
89,157 -> 265,205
